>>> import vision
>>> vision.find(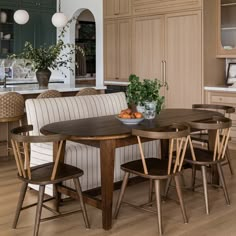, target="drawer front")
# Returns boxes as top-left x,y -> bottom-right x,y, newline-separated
132,0 -> 202,15
210,94 -> 236,105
